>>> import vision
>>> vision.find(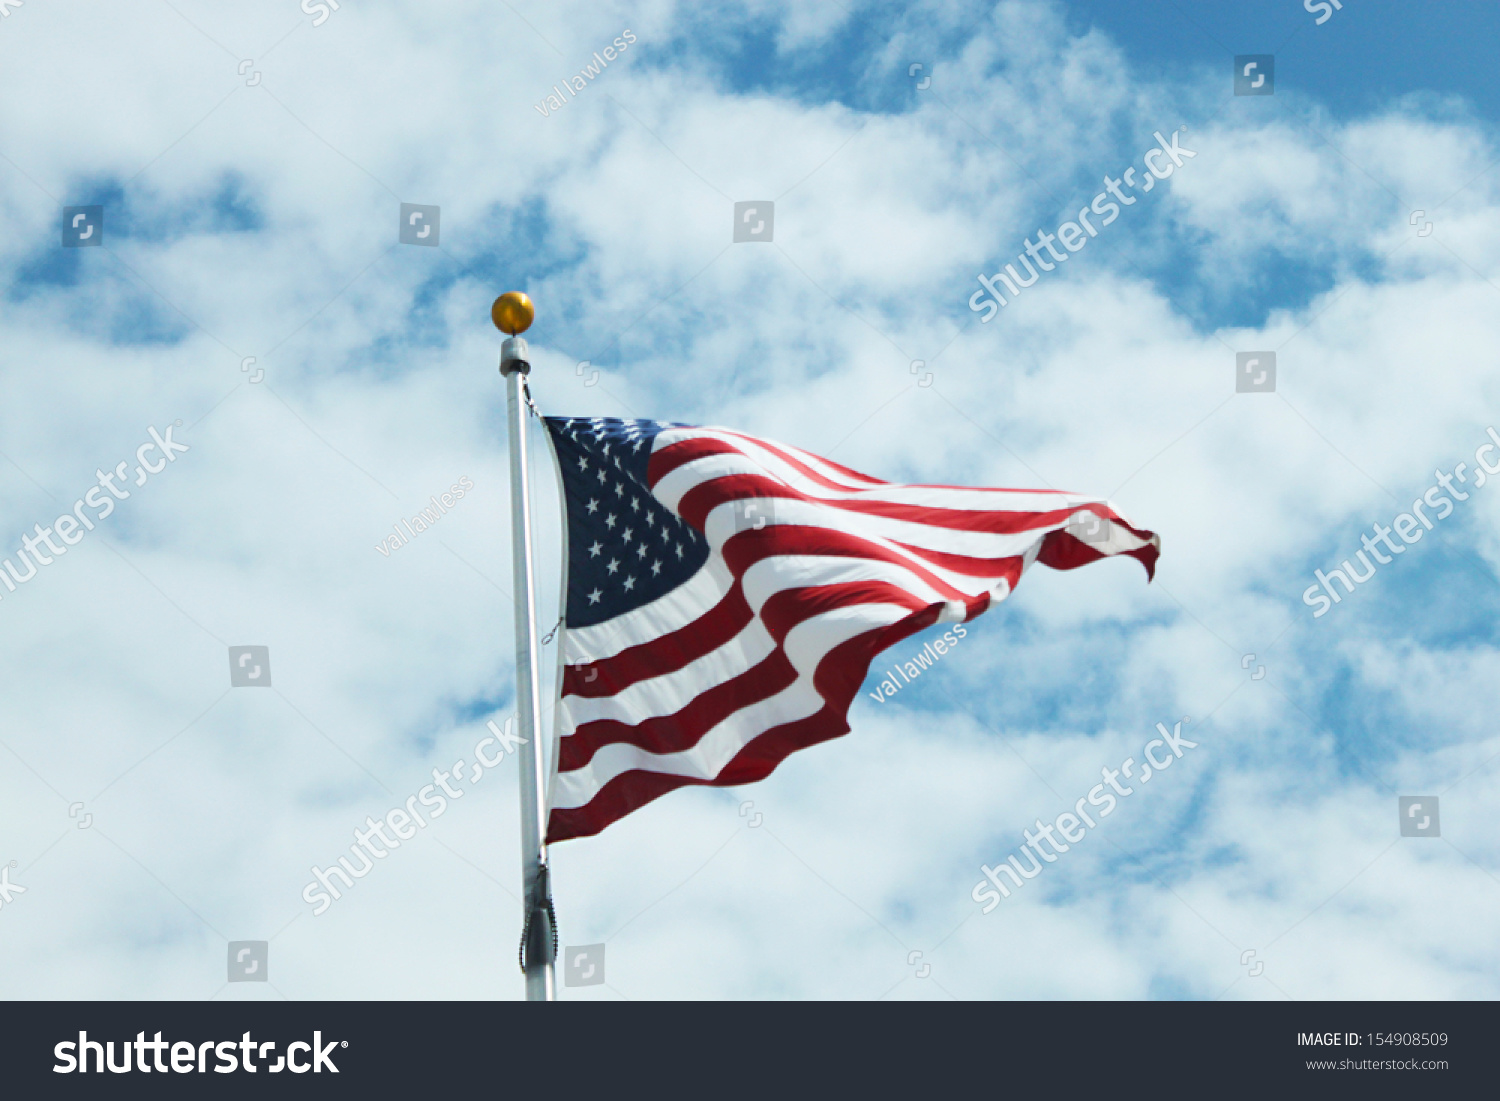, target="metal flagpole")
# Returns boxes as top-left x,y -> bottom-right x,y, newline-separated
493,292 -> 555,1002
